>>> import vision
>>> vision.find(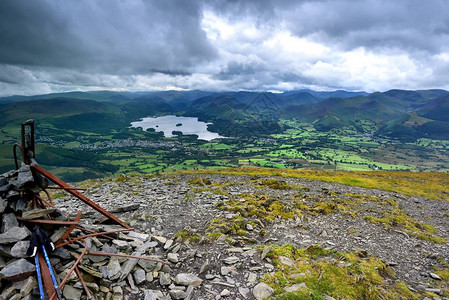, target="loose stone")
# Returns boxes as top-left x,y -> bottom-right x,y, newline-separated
175,273 -> 202,286
223,256 -> 240,265
252,282 -> 274,300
